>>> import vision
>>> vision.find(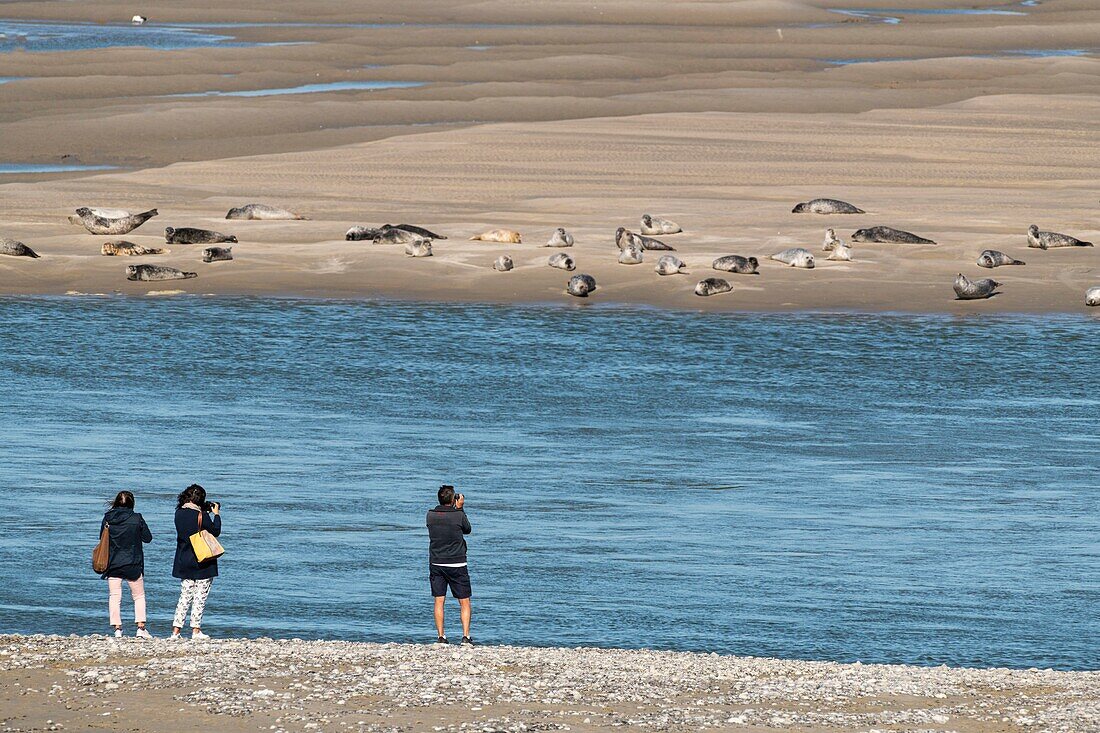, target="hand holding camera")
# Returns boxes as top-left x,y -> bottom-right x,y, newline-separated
204,501 -> 221,516
455,493 -> 465,510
